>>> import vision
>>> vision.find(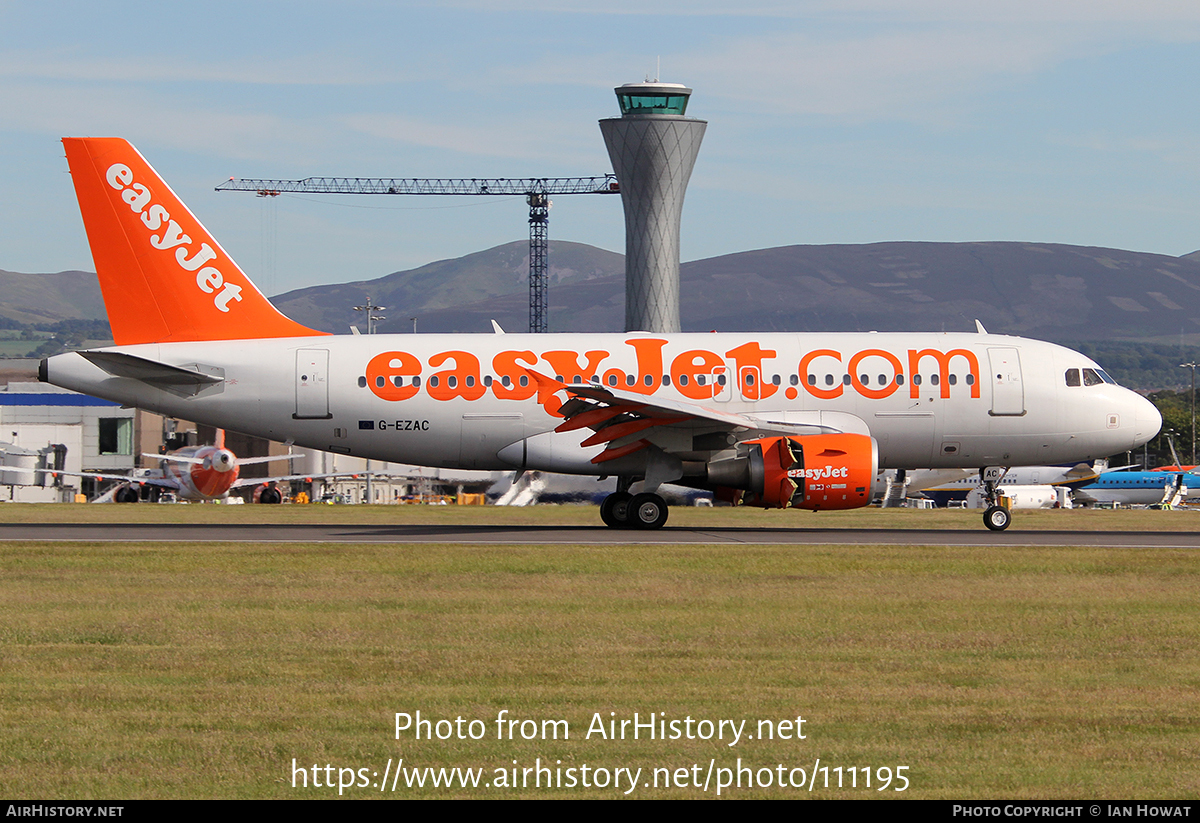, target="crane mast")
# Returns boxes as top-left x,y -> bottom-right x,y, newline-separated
216,174 -> 619,333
